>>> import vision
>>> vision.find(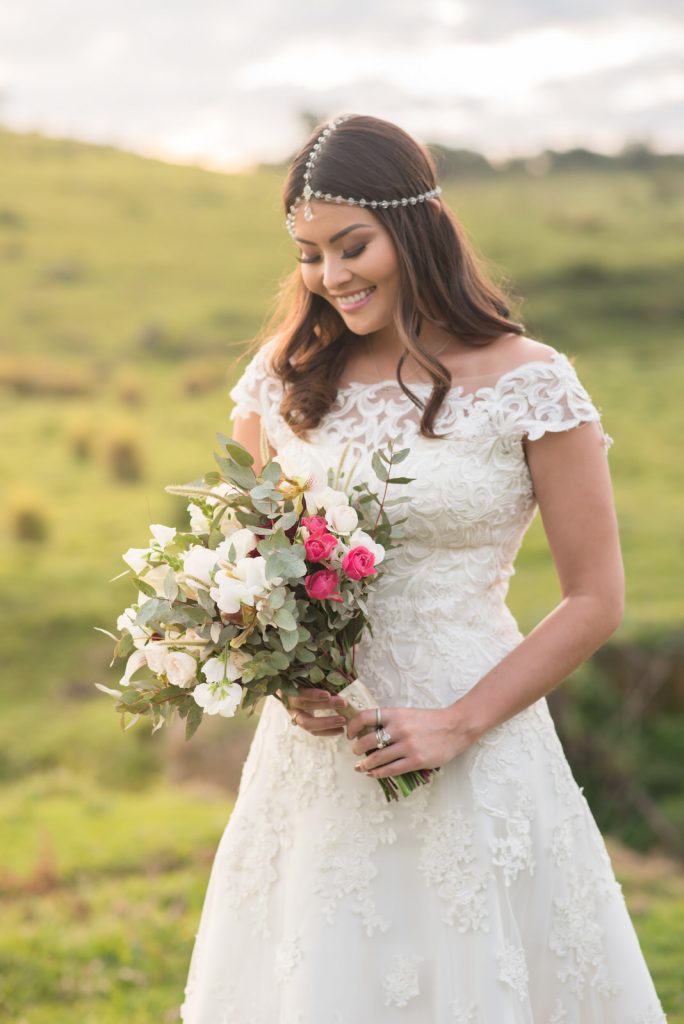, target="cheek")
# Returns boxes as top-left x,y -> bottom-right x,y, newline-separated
369,242 -> 399,287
